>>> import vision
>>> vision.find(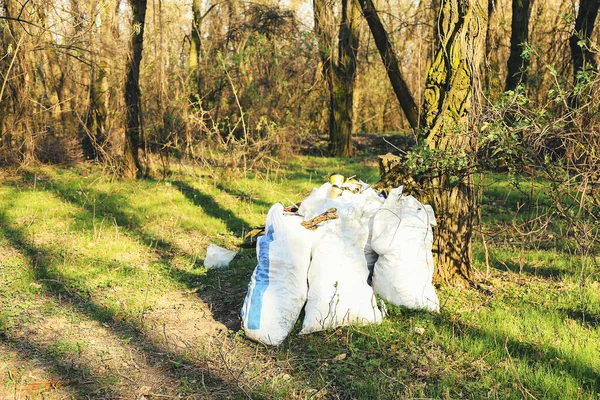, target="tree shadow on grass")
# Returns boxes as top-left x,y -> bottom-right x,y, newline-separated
15,170 -> 259,326
0,333 -> 122,399
472,250 -> 567,279
0,206 -> 247,398
438,315 -> 600,396
33,175 -> 252,329
558,307 -> 600,329
173,180 -> 251,236
282,308 -> 600,399
7,173 -> 597,398
214,182 -> 273,211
